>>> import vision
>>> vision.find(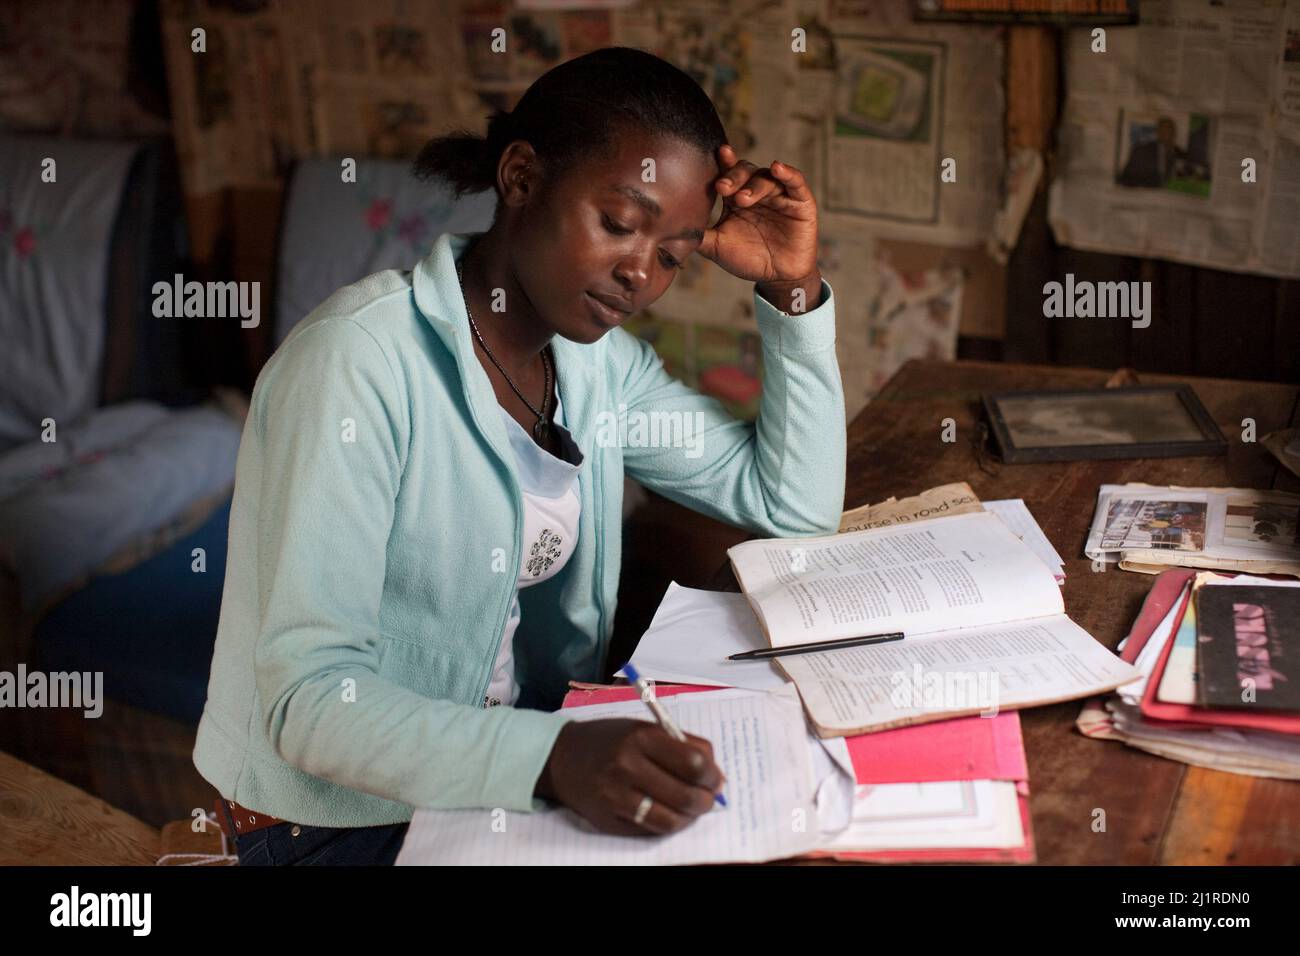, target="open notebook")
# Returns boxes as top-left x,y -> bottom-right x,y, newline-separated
727,511 -> 1140,737
394,685 -> 831,866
